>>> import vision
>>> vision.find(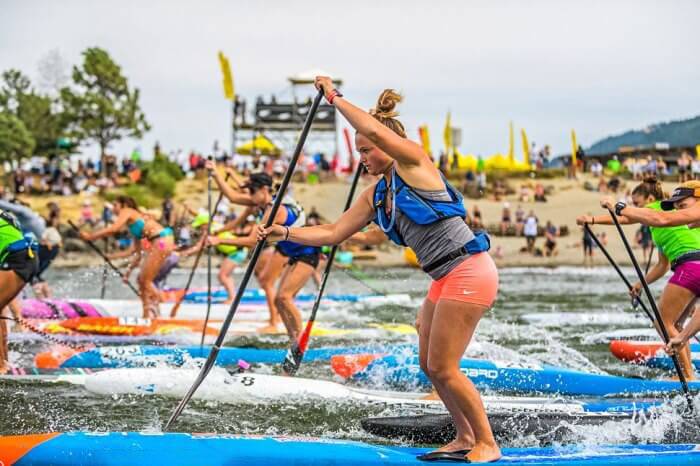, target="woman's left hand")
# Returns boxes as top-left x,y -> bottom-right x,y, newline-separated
256,224 -> 286,242
600,197 -> 616,211
79,231 -> 93,241
207,236 -> 221,246
314,76 -> 334,100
